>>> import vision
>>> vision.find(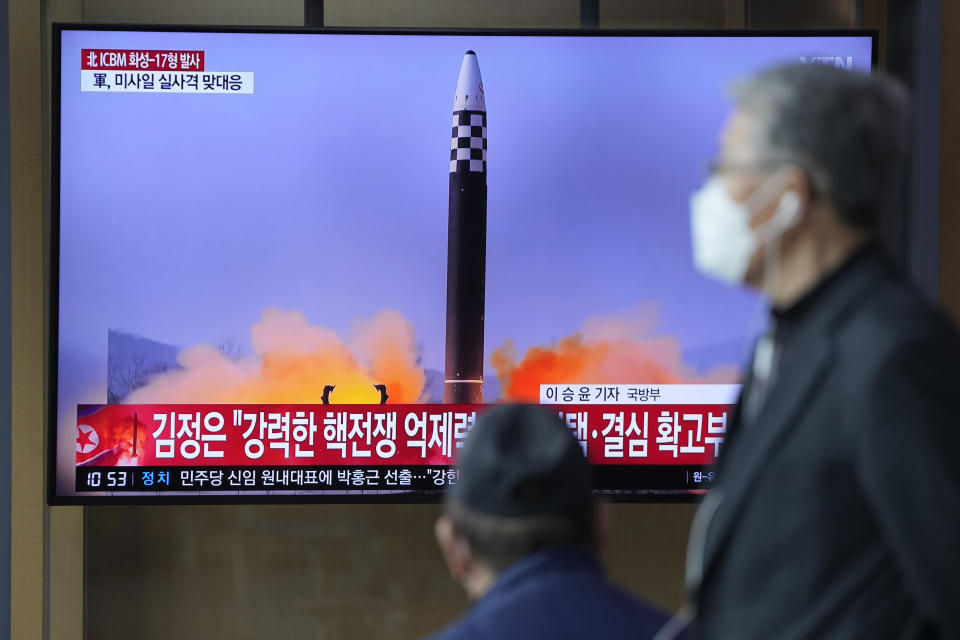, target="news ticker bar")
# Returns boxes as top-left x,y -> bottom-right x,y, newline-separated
76,465 -> 718,493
